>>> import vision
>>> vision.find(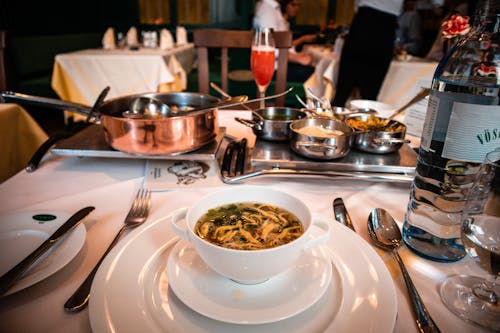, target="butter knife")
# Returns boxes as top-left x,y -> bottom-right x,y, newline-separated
333,198 -> 356,232
0,206 -> 95,296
